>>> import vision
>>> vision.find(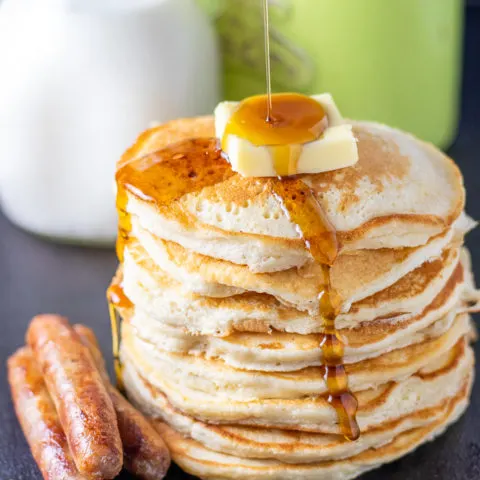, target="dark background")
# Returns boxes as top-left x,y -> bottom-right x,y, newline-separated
0,5 -> 479,480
